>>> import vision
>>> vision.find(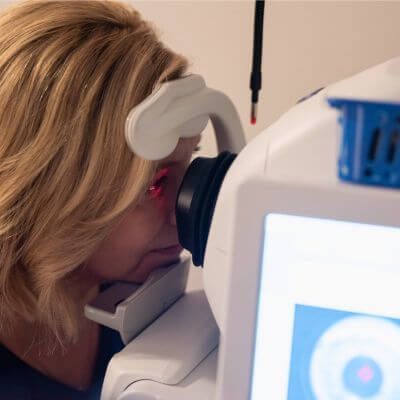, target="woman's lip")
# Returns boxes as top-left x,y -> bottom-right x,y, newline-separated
155,245 -> 183,255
